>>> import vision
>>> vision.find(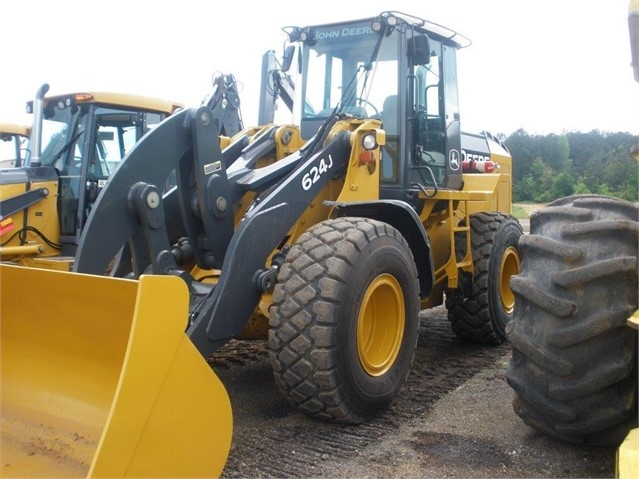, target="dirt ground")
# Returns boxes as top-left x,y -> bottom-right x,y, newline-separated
515,202 -> 549,217
210,304 -> 618,479
209,206 -> 619,478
